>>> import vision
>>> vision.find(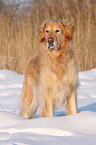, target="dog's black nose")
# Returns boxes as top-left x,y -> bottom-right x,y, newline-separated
48,37 -> 54,44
